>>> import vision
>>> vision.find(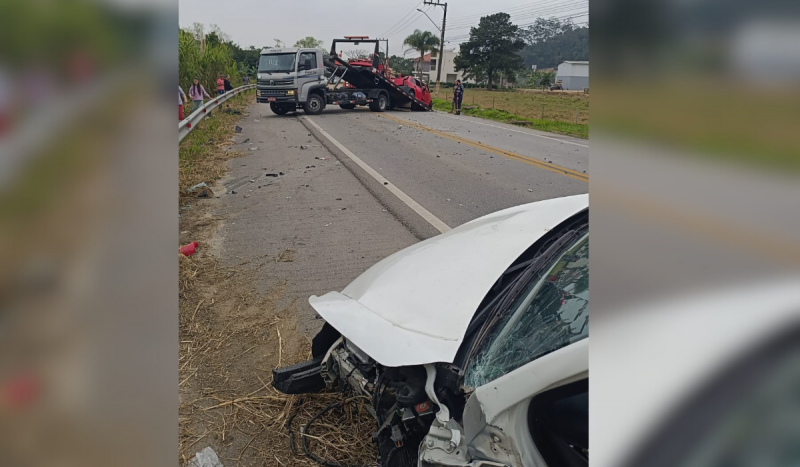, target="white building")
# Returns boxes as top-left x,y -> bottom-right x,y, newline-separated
410,49 -> 474,84
555,61 -> 589,90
